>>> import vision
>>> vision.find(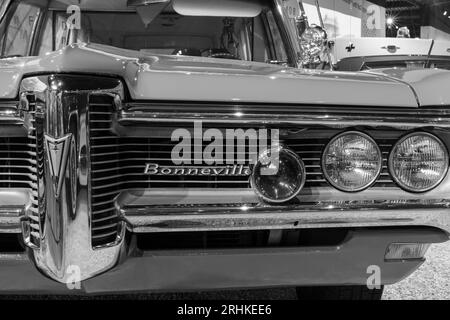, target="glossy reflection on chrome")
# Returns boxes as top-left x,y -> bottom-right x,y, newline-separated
19,75 -> 126,284
389,132 -> 449,193
251,146 -> 306,203
322,131 -> 382,192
